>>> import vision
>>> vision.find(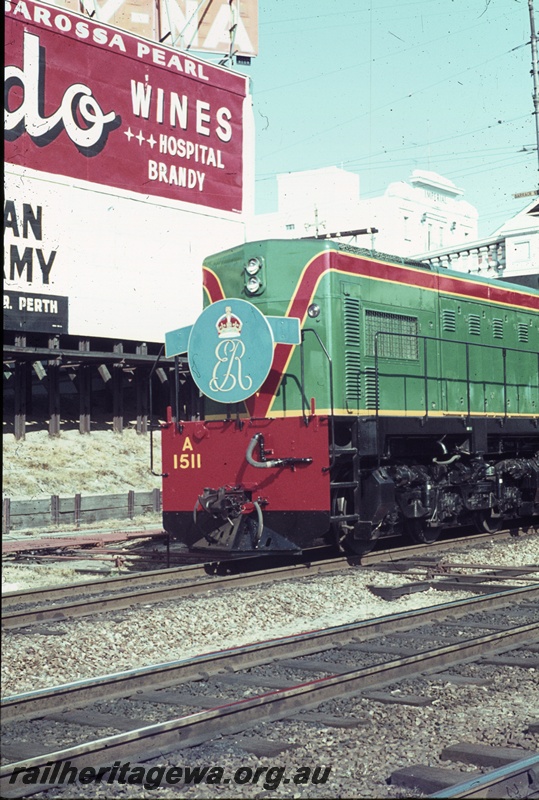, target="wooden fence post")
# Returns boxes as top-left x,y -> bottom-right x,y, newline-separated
3,498 -> 11,534
74,493 -> 81,528
51,495 -> 60,525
